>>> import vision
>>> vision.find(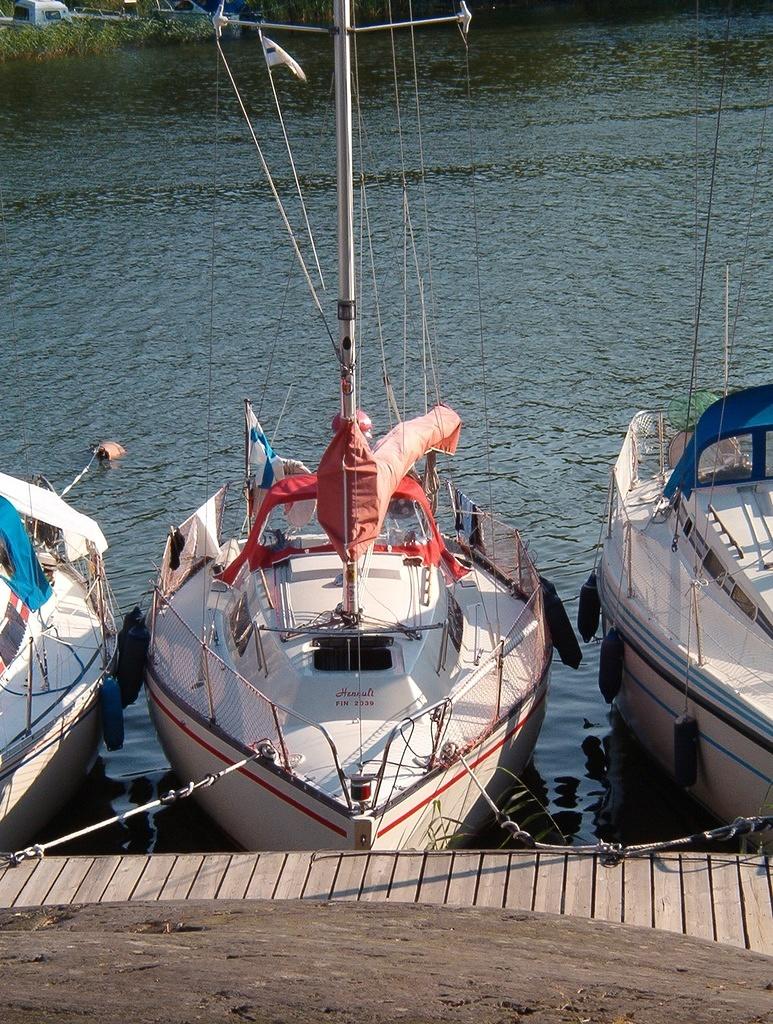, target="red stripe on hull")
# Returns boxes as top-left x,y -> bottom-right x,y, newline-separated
148,682 -> 349,838
377,685 -> 547,838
